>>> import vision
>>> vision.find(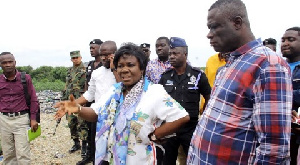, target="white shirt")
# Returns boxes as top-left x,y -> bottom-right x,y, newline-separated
94,83 -> 189,164
82,66 -> 116,111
